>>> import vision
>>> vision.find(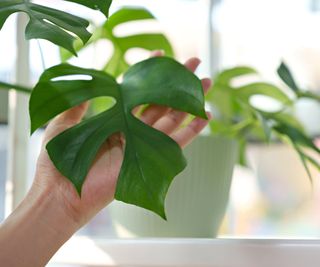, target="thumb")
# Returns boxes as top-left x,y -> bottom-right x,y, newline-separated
42,102 -> 89,145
